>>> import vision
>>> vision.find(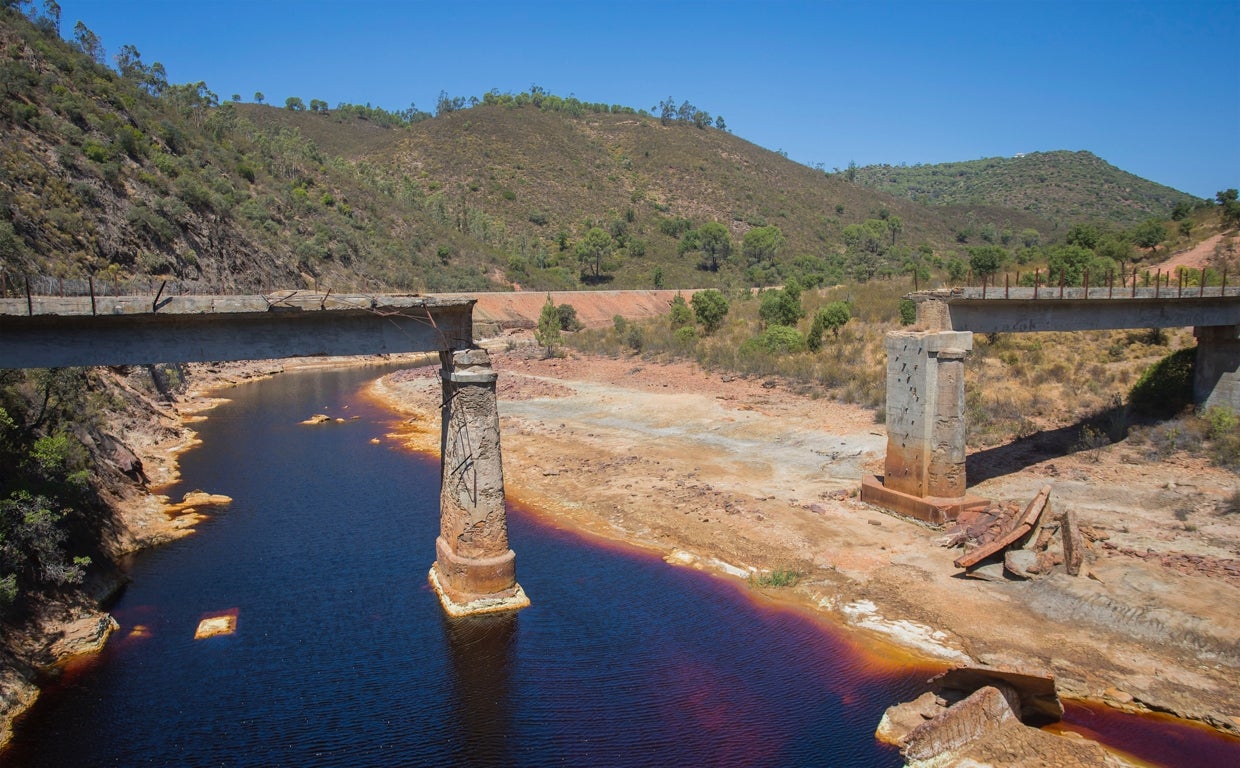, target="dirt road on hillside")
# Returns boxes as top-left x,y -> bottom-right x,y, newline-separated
371,343 -> 1240,737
